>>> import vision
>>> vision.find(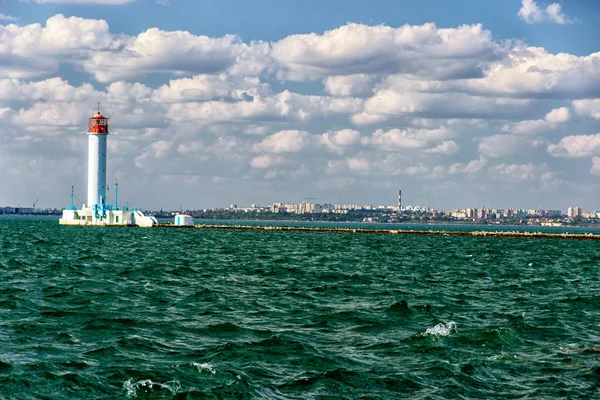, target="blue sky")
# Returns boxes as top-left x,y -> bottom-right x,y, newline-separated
1,0 -> 599,211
